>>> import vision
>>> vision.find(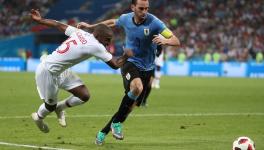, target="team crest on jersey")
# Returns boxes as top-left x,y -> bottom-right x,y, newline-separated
144,28 -> 150,36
